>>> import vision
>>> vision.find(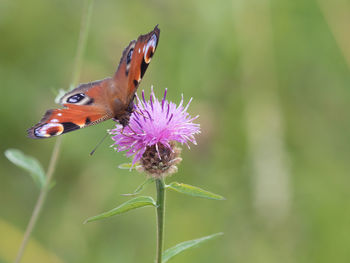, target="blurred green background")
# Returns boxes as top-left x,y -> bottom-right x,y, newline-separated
1,0 -> 350,262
